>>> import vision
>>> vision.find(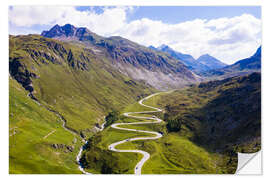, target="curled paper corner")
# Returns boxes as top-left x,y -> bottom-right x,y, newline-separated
236,150 -> 262,175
